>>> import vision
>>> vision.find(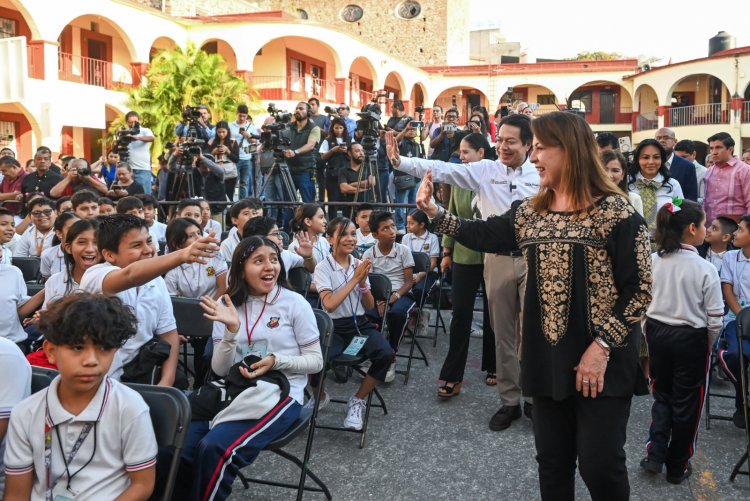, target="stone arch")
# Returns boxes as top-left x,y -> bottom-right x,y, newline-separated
200,38 -> 237,72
